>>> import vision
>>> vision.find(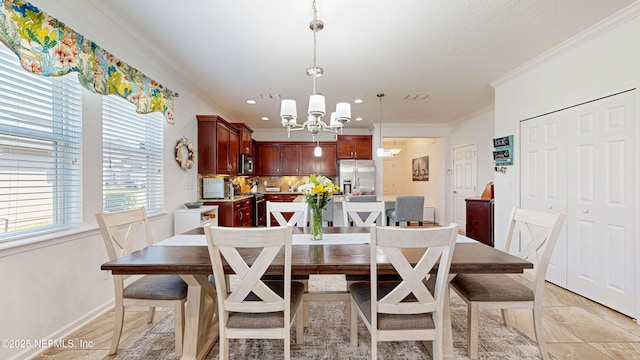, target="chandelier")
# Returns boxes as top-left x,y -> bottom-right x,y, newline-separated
280,0 -> 351,140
